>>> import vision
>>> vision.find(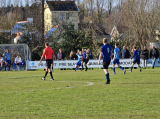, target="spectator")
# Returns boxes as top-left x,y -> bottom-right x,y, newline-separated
150,45 -> 159,69
88,49 -> 93,59
142,46 -> 149,69
130,48 -> 134,58
121,46 -> 130,58
76,49 -> 80,56
0,54 -> 4,71
13,54 -> 22,70
57,48 -> 65,60
70,51 -> 77,60
96,50 -> 101,59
